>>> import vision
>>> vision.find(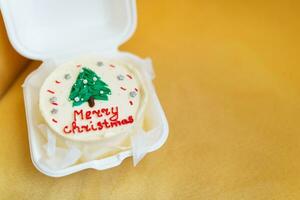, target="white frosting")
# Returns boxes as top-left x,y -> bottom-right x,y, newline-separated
39,58 -> 147,141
